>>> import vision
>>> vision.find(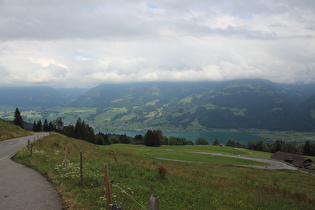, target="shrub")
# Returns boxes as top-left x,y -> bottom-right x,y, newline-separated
157,165 -> 166,179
